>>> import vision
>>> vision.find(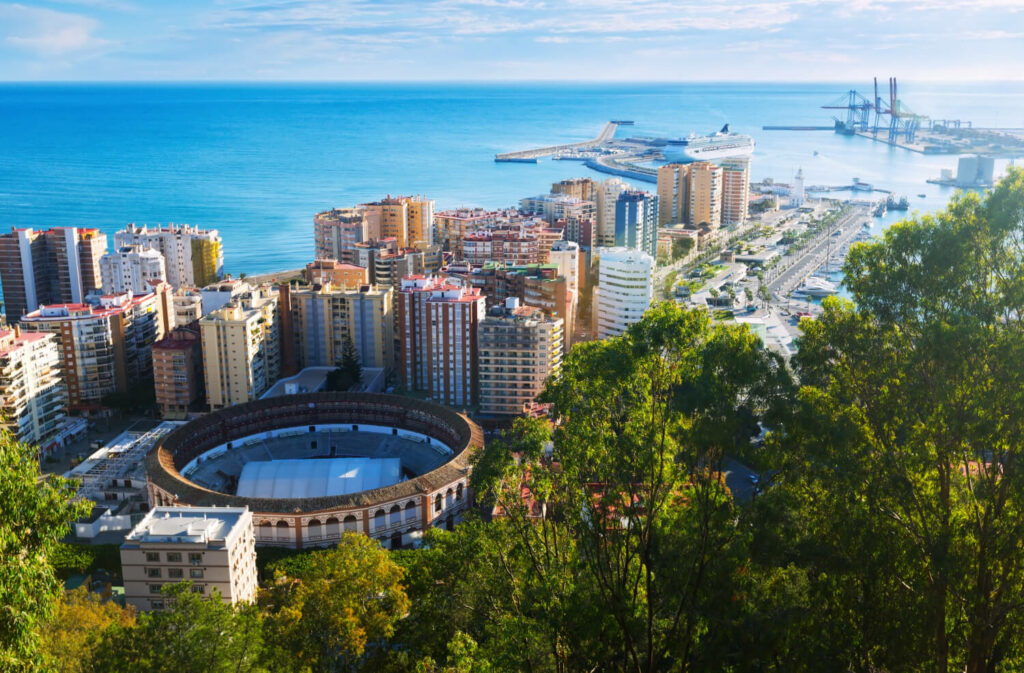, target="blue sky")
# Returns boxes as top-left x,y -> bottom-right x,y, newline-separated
1,0 -> 1023,81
